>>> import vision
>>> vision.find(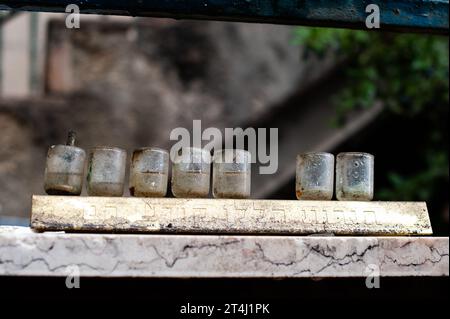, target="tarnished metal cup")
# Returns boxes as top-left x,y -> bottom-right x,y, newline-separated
129,147 -> 169,197
336,152 -> 374,201
213,149 -> 251,199
87,146 -> 127,197
44,131 -> 86,195
171,147 -> 211,198
44,146 -> 86,195
296,152 -> 334,200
